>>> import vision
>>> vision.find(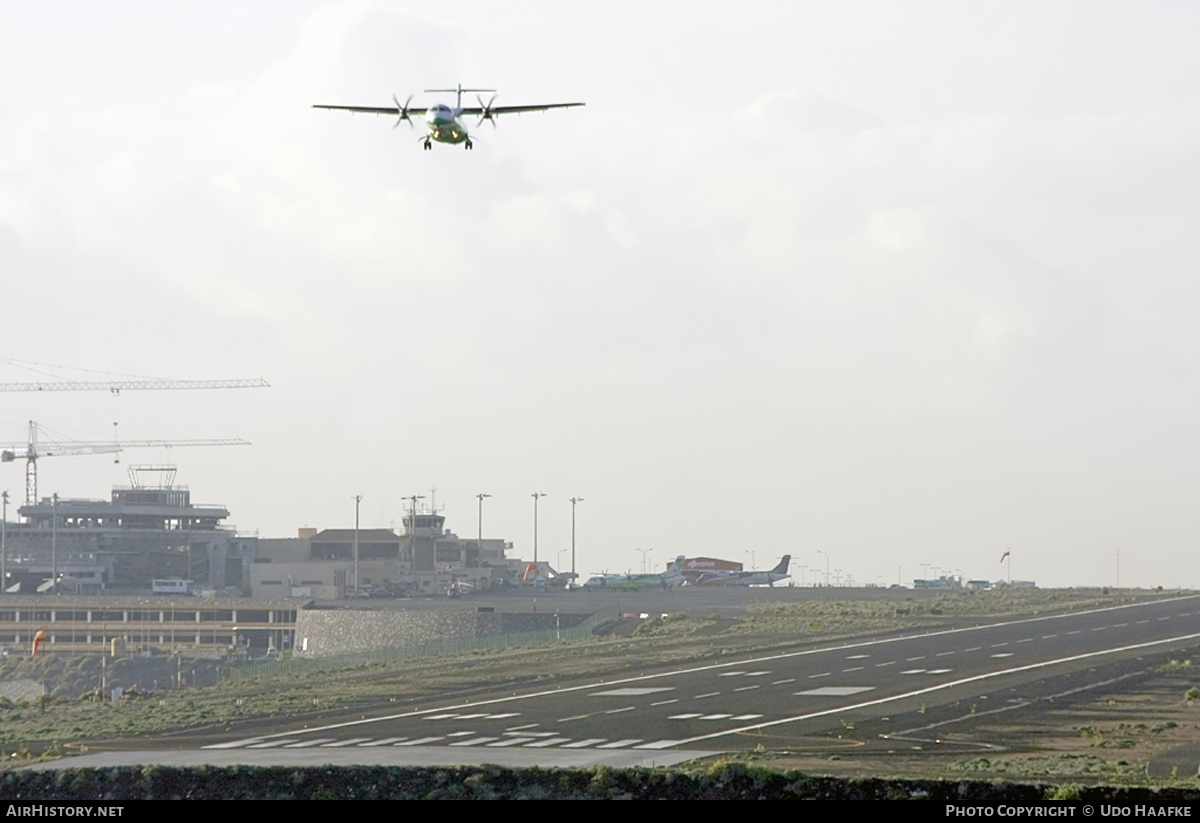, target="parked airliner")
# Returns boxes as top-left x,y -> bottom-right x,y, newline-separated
314,84 -> 584,150
695,555 -> 792,587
